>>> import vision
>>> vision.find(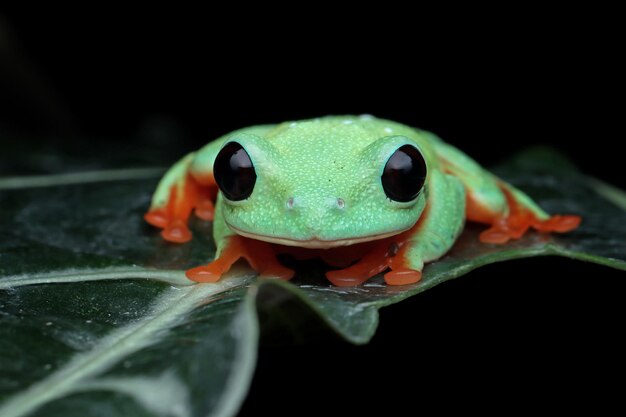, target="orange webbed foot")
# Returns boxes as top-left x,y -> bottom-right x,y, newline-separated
480,183 -> 581,244
145,173 -> 219,244
326,252 -> 423,287
325,242 -> 400,287
186,235 -> 294,283
324,237 -> 425,287
145,208 -> 193,243
480,213 -> 582,244
479,214 -> 532,244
